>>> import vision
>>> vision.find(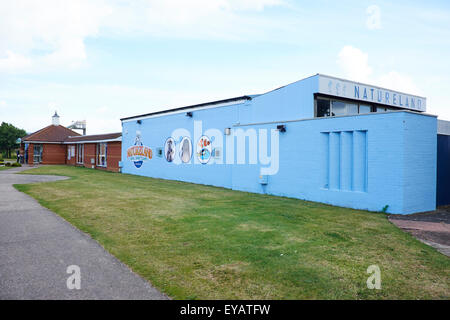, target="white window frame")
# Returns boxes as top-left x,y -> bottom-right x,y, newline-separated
70,146 -> 75,159
76,144 -> 84,164
97,142 -> 107,167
